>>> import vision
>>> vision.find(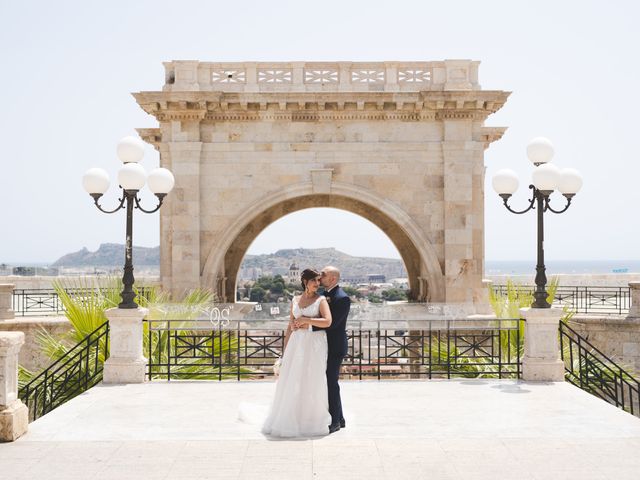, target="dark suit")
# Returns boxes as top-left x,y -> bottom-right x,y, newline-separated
313,285 -> 350,425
